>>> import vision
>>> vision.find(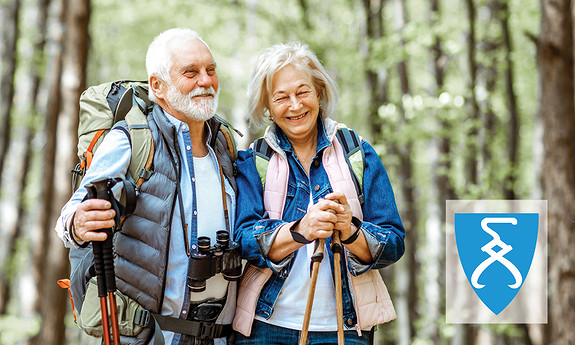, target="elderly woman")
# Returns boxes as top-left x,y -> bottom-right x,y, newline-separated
232,42 -> 405,345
